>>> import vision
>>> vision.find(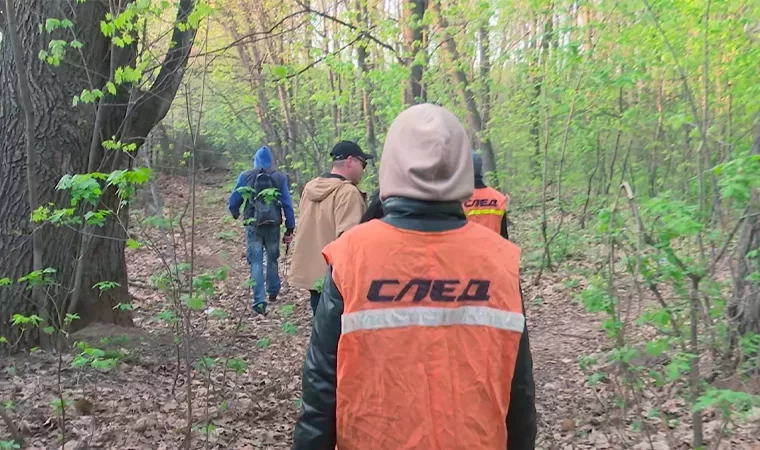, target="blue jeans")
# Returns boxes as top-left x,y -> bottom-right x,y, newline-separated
246,226 -> 281,308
